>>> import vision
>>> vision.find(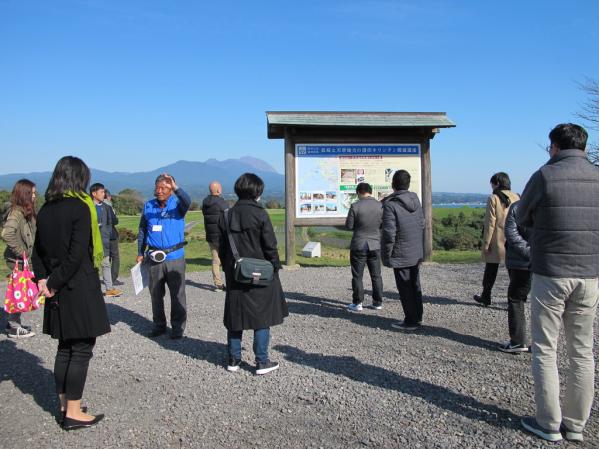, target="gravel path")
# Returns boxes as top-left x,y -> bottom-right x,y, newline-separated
1,264 -> 597,449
